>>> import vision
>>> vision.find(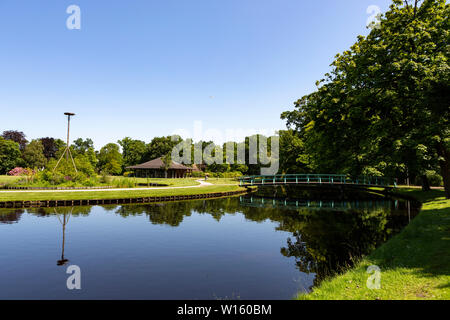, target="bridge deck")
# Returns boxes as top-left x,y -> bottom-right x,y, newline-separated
238,174 -> 393,188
